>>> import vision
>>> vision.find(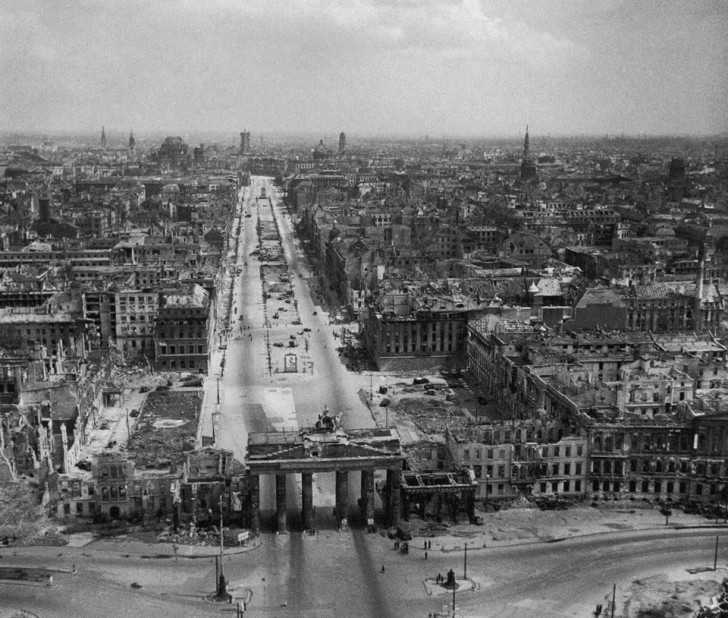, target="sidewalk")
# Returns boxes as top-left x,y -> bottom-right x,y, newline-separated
197,187 -> 247,445
65,531 -> 263,559
400,503 -> 728,553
